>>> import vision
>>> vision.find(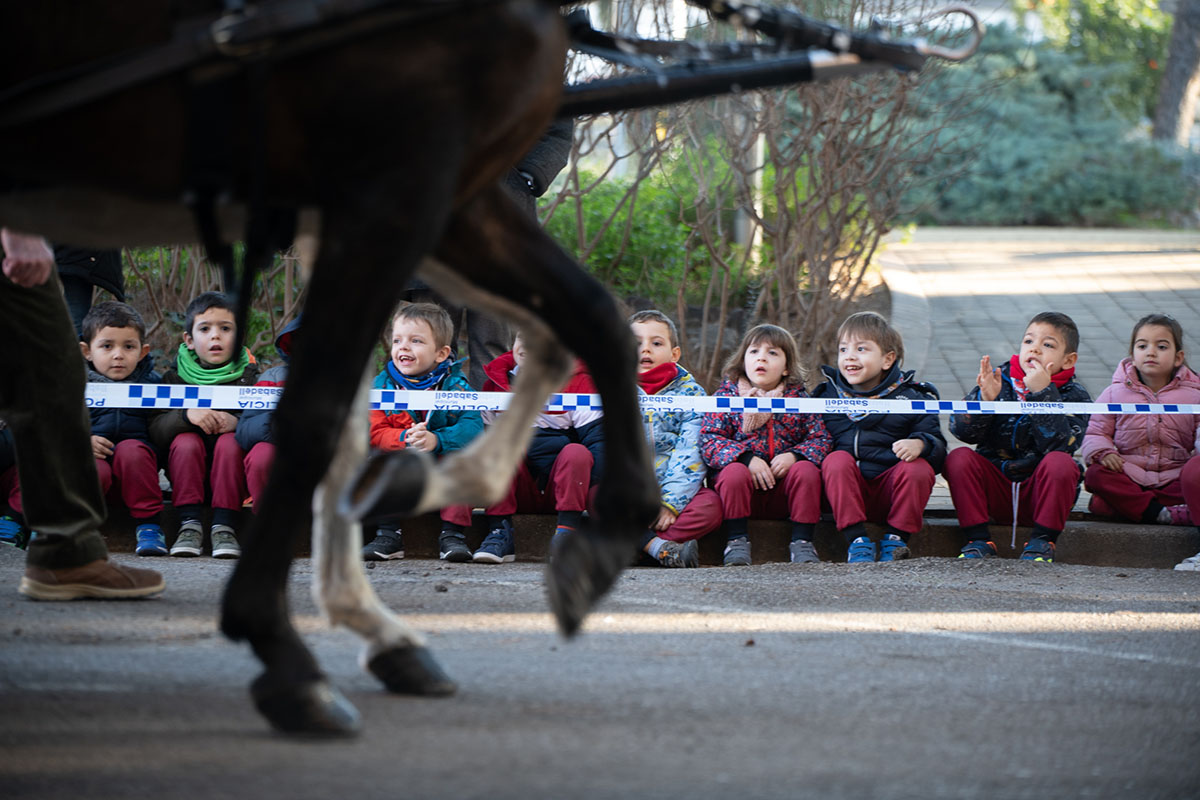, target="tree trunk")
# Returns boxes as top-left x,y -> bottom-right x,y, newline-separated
1152,0 -> 1200,147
